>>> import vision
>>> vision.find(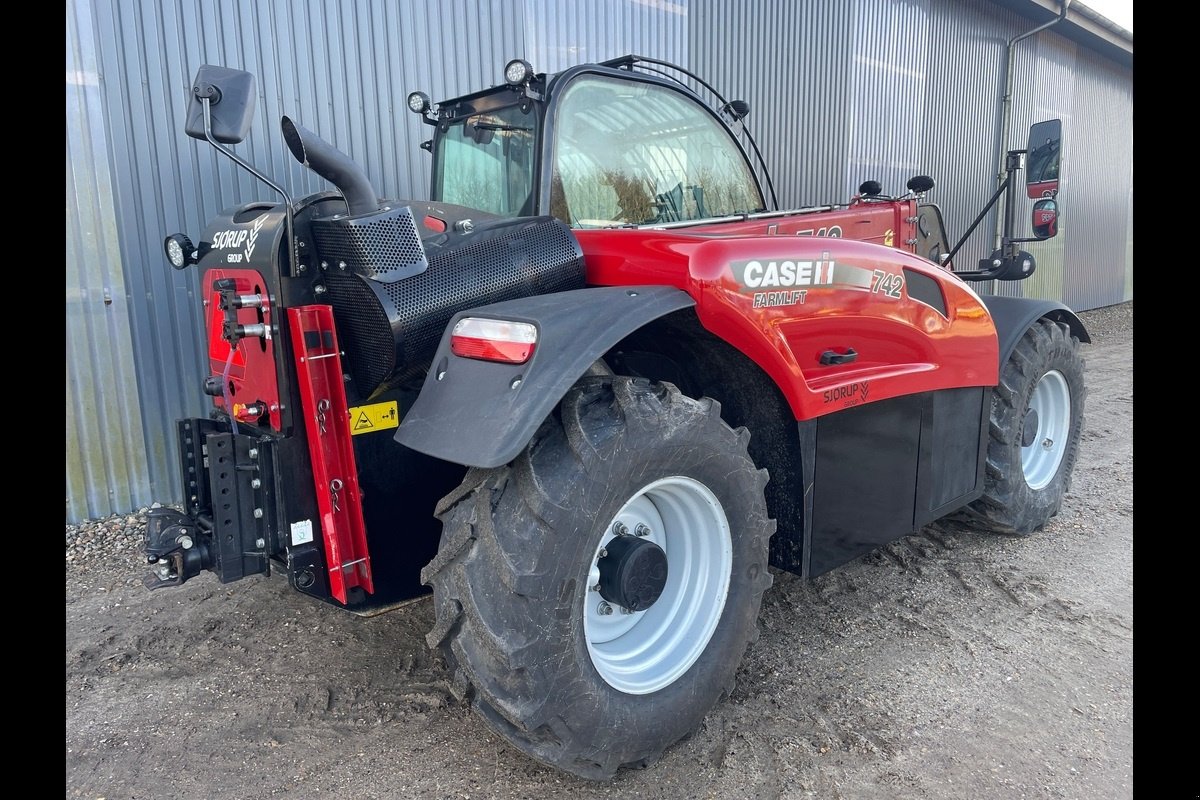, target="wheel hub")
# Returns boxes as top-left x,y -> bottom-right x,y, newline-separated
583,476 -> 733,695
1021,369 -> 1071,491
597,535 -> 668,612
1021,408 -> 1039,447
